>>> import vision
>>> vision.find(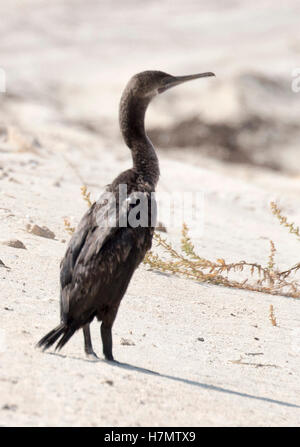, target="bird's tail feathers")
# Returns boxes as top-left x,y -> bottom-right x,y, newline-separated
36,323 -> 75,352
